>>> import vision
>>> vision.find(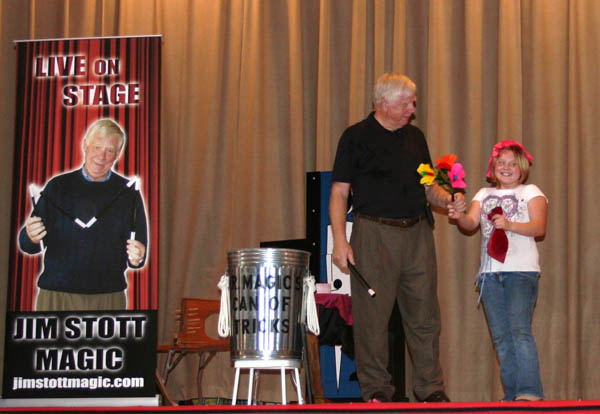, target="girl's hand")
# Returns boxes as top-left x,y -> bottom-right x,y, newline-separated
447,193 -> 466,219
491,214 -> 511,231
